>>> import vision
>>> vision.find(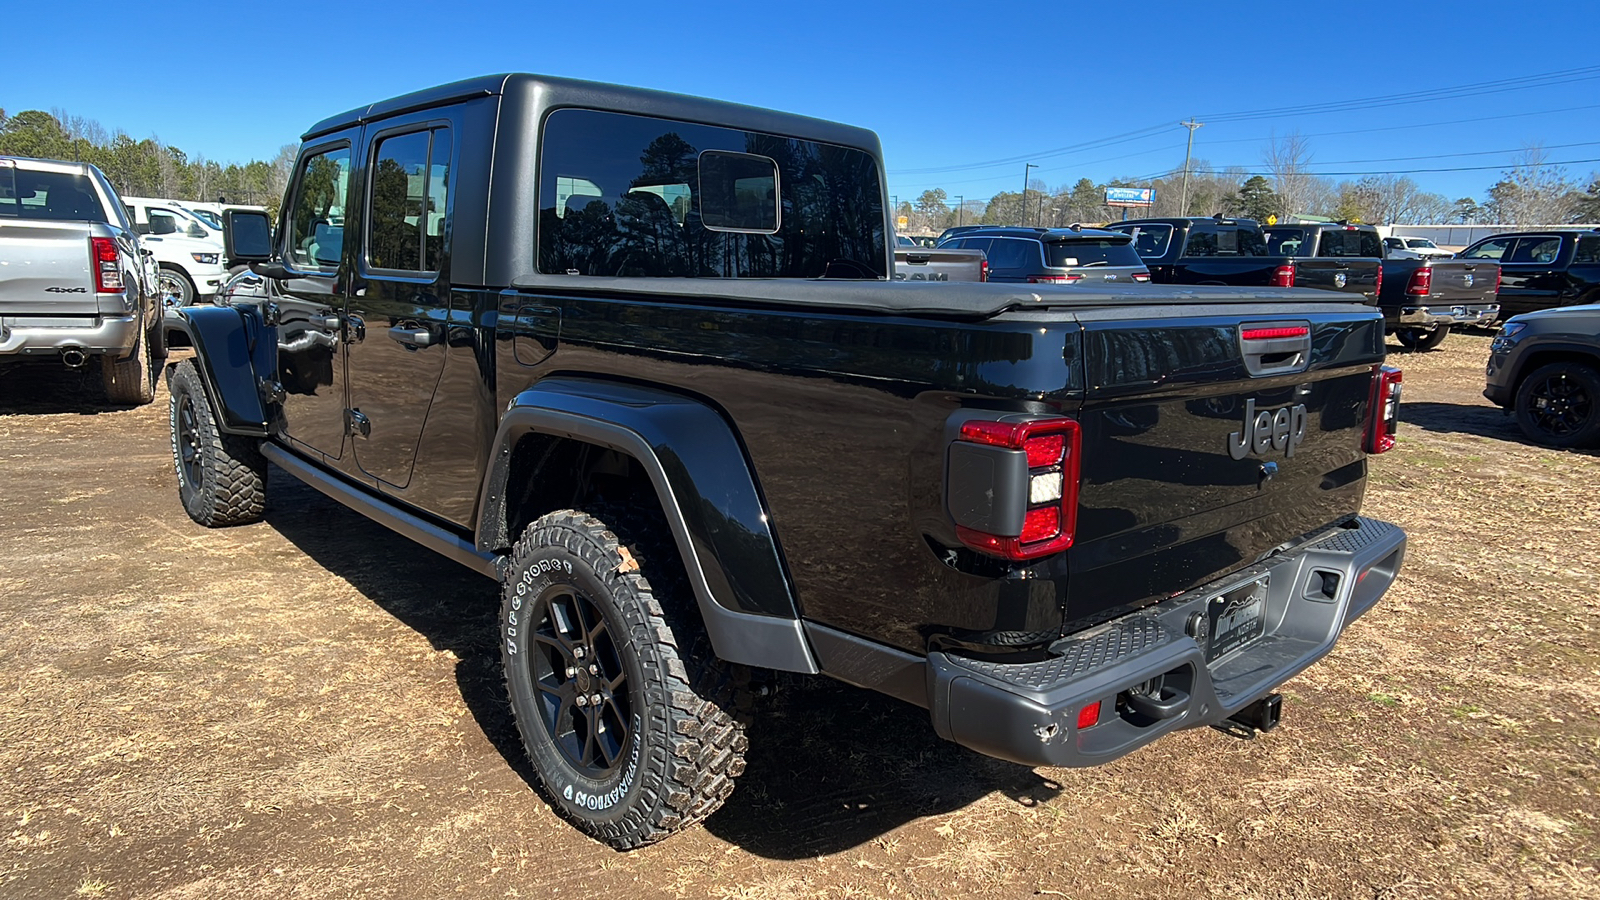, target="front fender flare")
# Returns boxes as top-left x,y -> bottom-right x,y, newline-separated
163,305 -> 271,436
478,377 -> 817,674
